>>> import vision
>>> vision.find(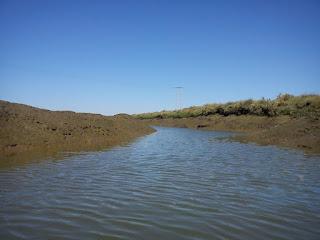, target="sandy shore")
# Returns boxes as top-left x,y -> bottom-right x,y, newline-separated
0,100 -> 155,164
144,115 -> 320,154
